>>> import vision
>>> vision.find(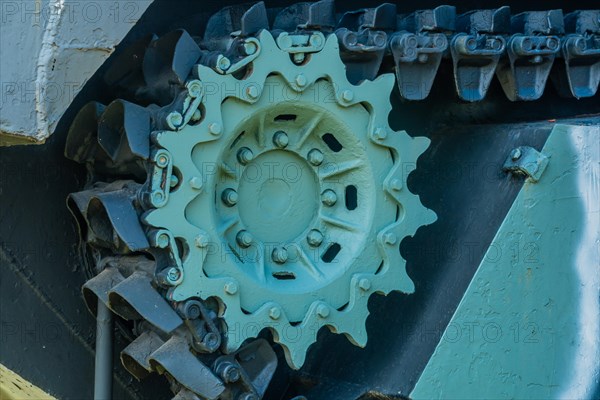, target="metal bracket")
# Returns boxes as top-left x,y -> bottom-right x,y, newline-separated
503,146 -> 549,182
143,149 -> 173,208
178,300 -> 222,353
275,32 -> 326,63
